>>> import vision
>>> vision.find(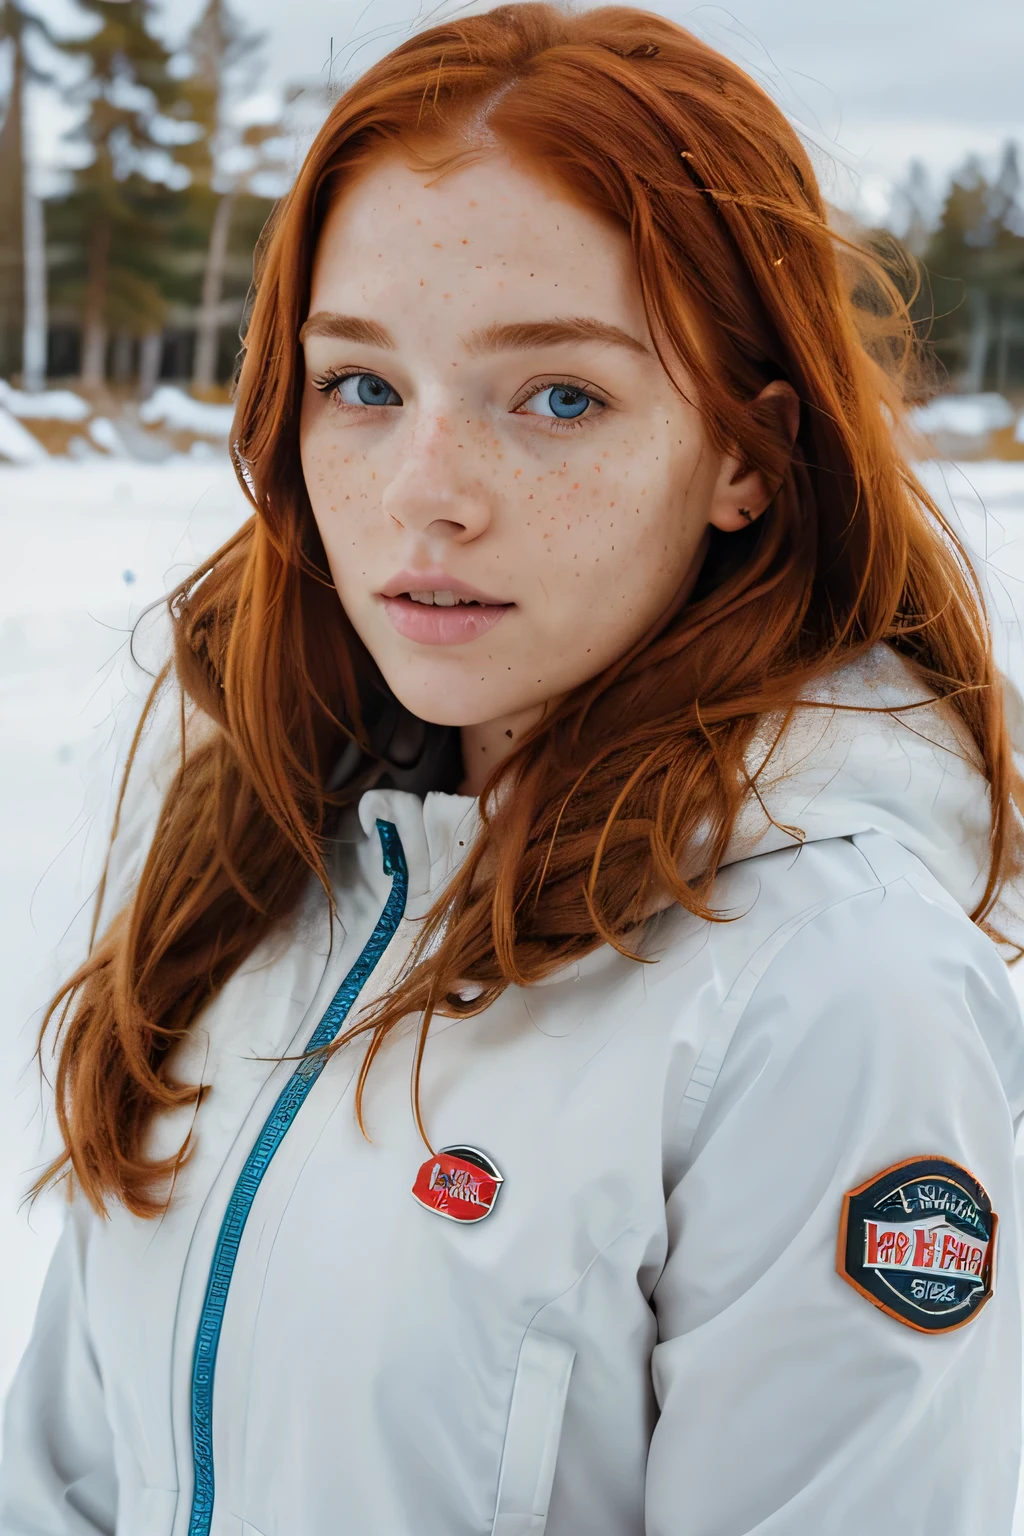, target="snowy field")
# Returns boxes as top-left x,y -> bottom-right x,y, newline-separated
3,455 -> 1024,1409
1,457 -> 251,1403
